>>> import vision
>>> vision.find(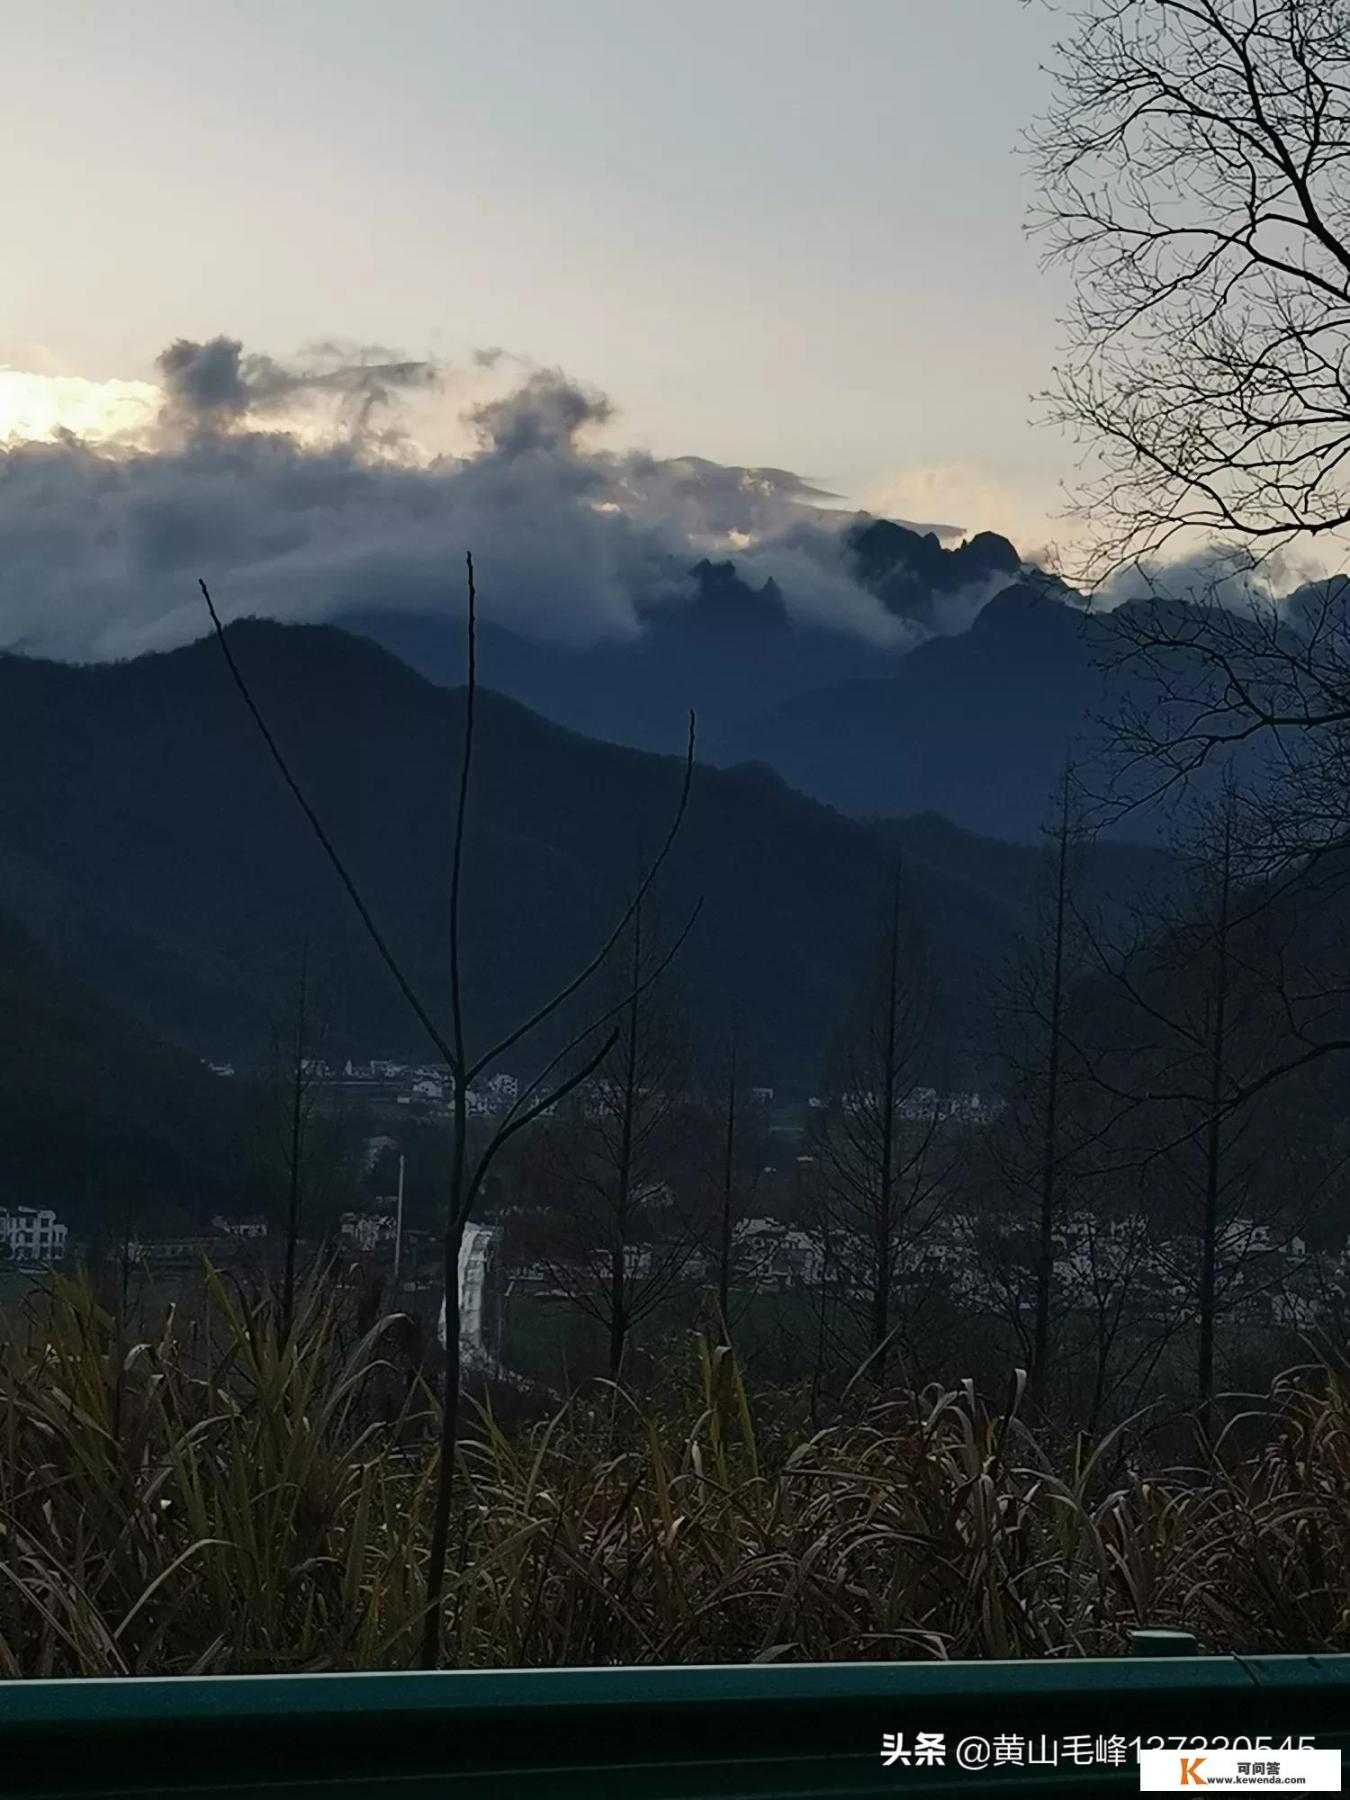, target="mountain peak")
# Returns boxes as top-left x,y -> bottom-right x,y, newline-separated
845,516 -> 1021,629
967,574 -> 1081,635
